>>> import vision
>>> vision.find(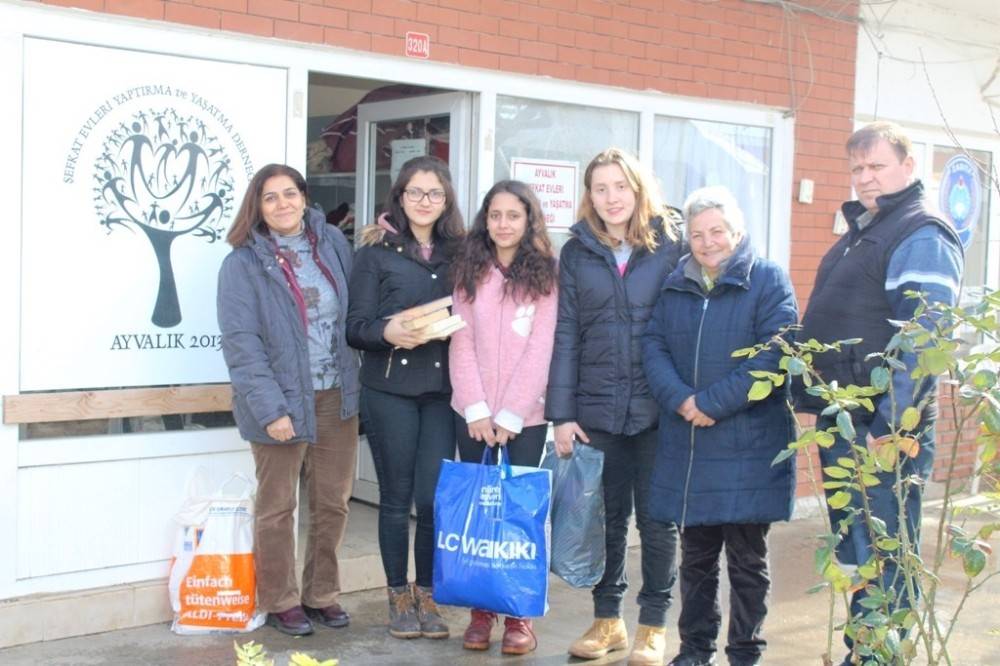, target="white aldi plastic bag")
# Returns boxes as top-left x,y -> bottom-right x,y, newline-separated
167,473 -> 265,634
